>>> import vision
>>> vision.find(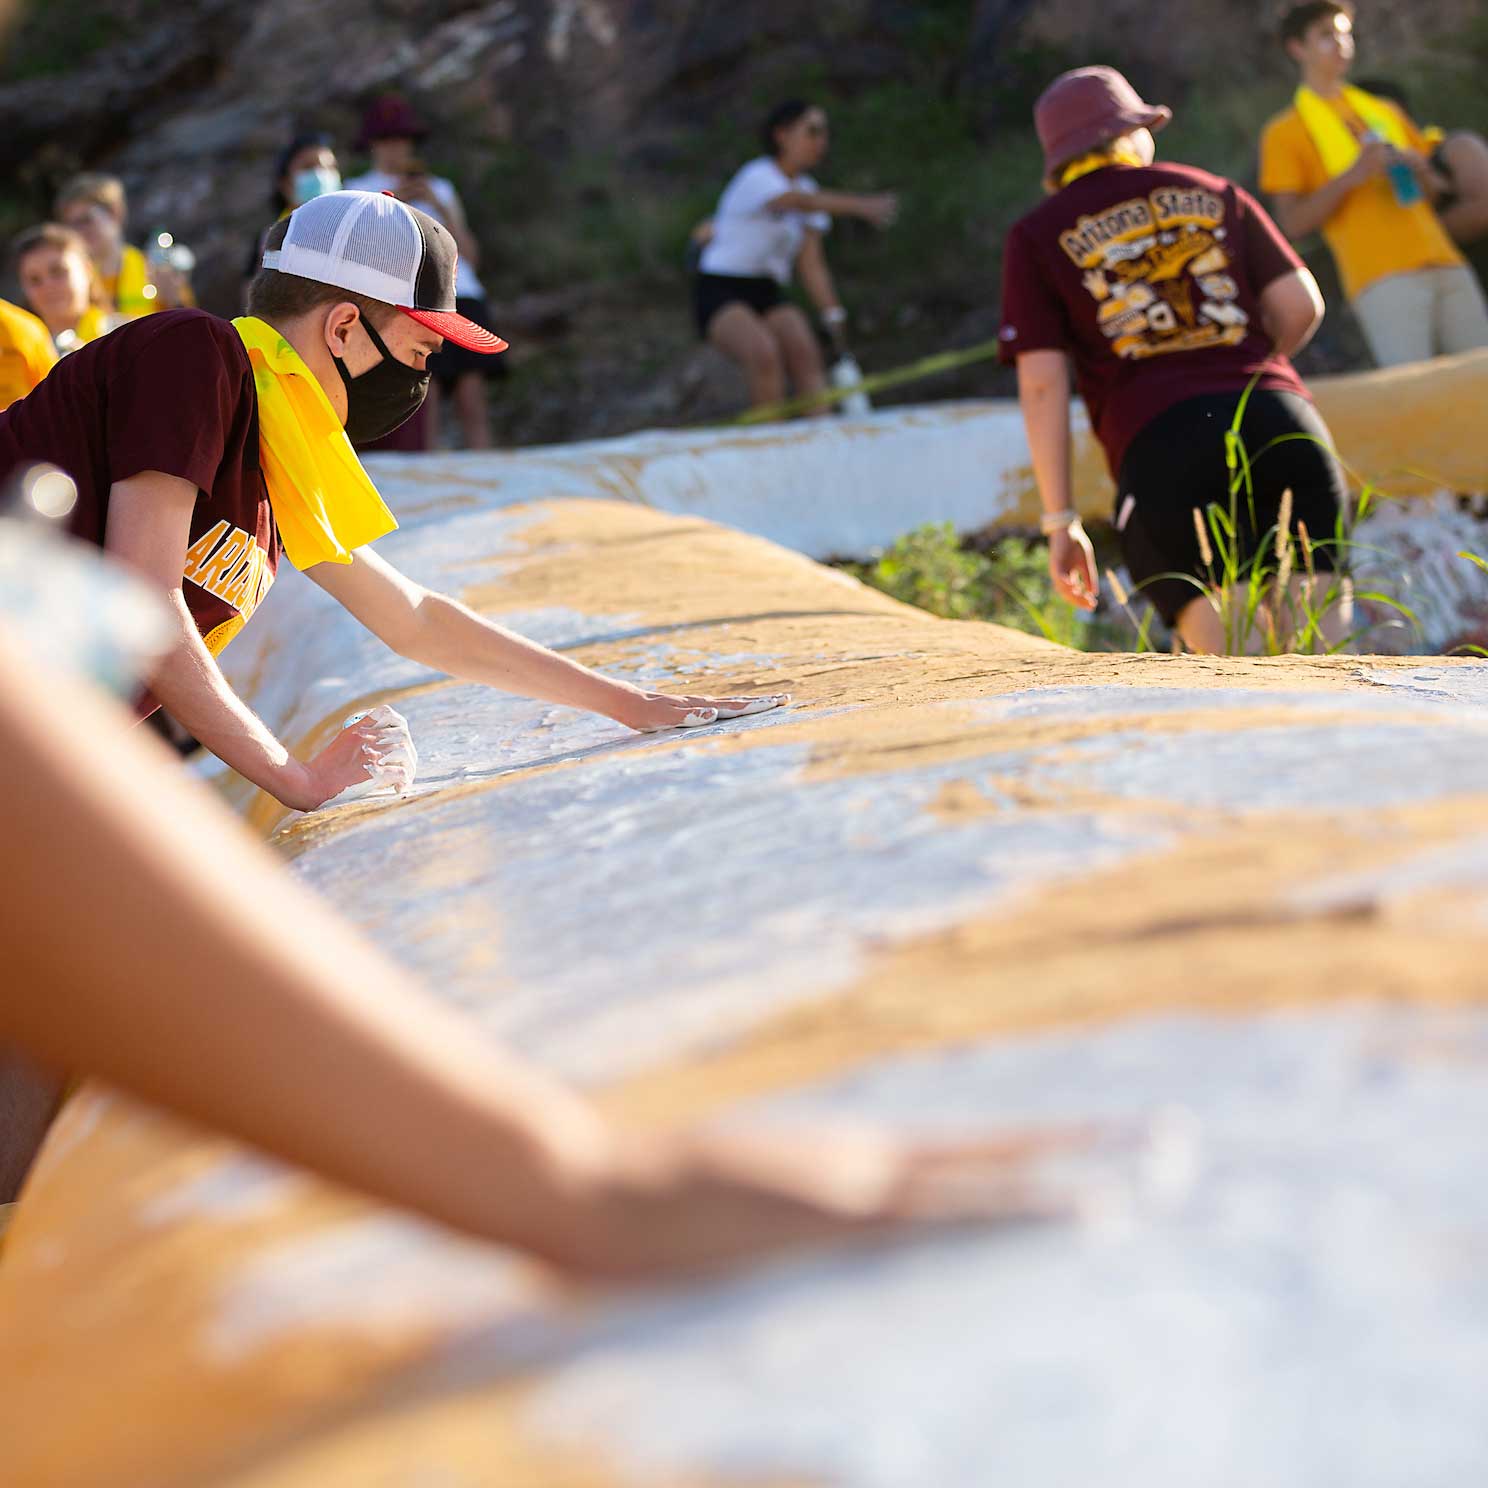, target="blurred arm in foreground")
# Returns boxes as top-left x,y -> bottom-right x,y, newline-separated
0,642 -> 1076,1280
